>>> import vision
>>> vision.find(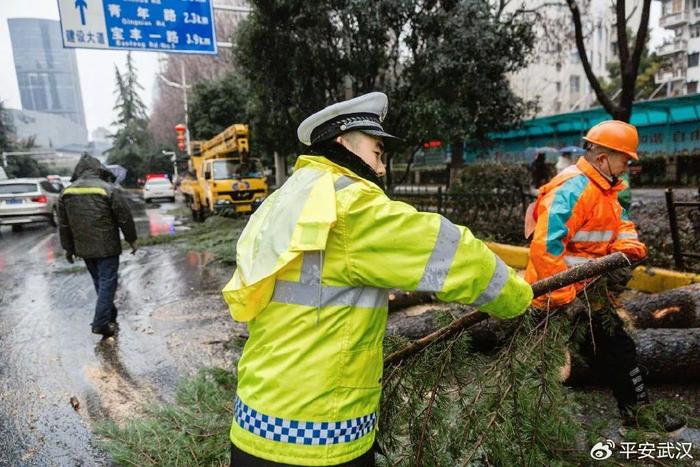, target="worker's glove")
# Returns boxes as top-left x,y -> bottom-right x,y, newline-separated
65,251 -> 75,264
129,241 -> 137,255
606,266 -> 633,294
